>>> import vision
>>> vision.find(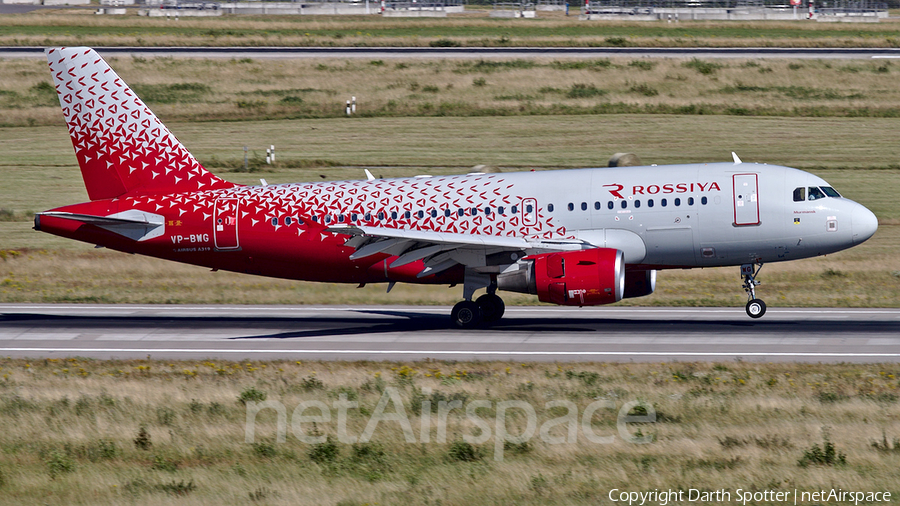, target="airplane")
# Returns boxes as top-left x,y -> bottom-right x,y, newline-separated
34,47 -> 879,328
